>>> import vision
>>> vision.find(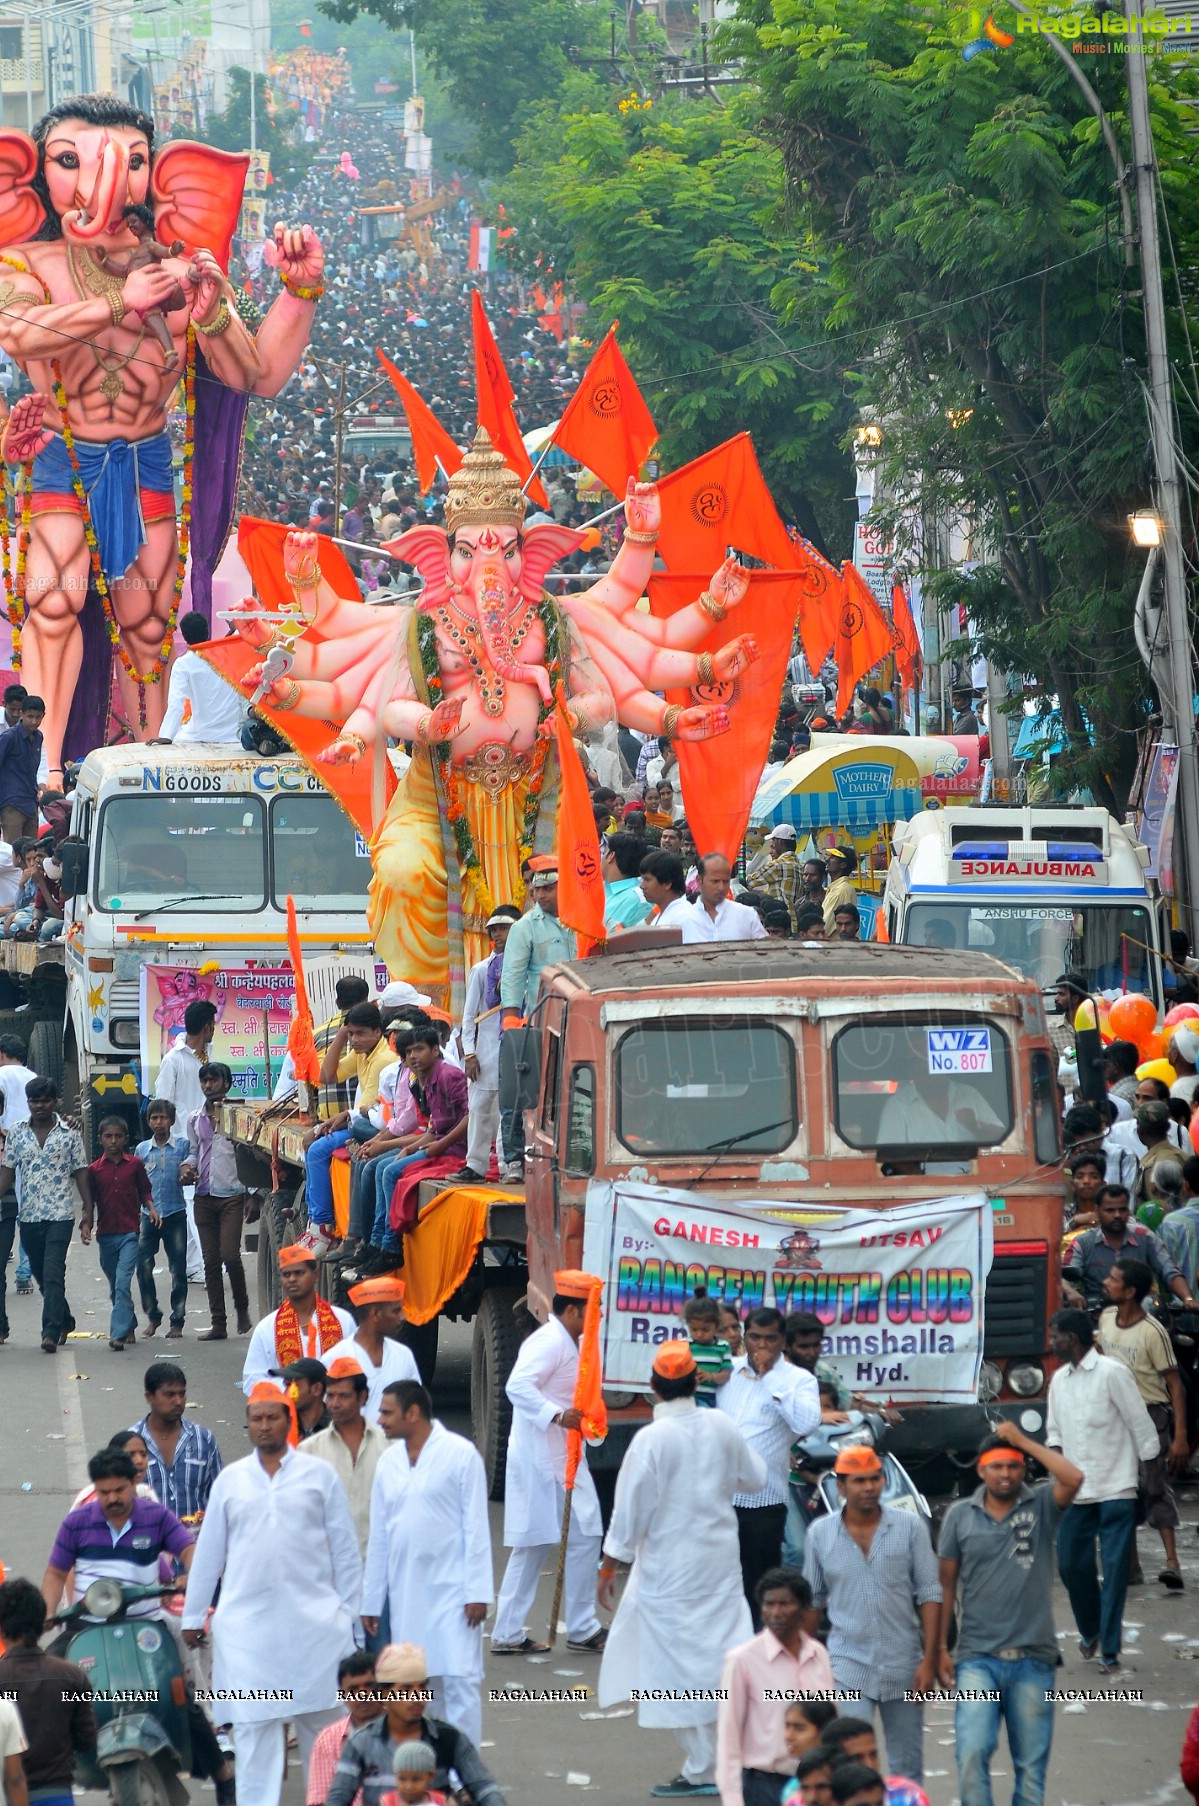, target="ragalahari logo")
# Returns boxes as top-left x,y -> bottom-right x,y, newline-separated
962,8 -> 1016,57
